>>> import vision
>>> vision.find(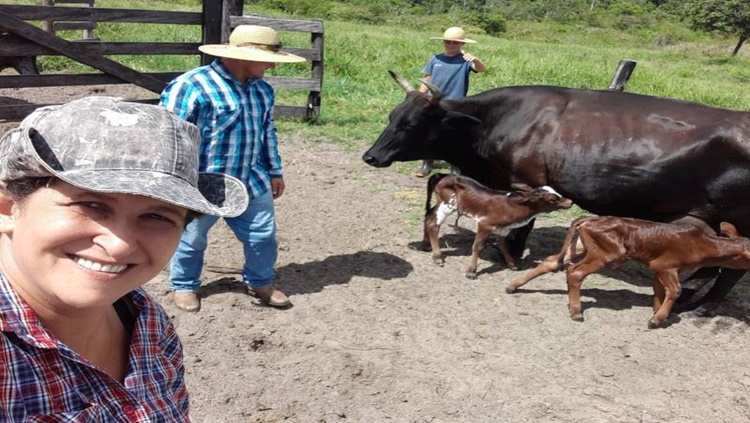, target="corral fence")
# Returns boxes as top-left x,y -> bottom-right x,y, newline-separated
0,0 -> 323,120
